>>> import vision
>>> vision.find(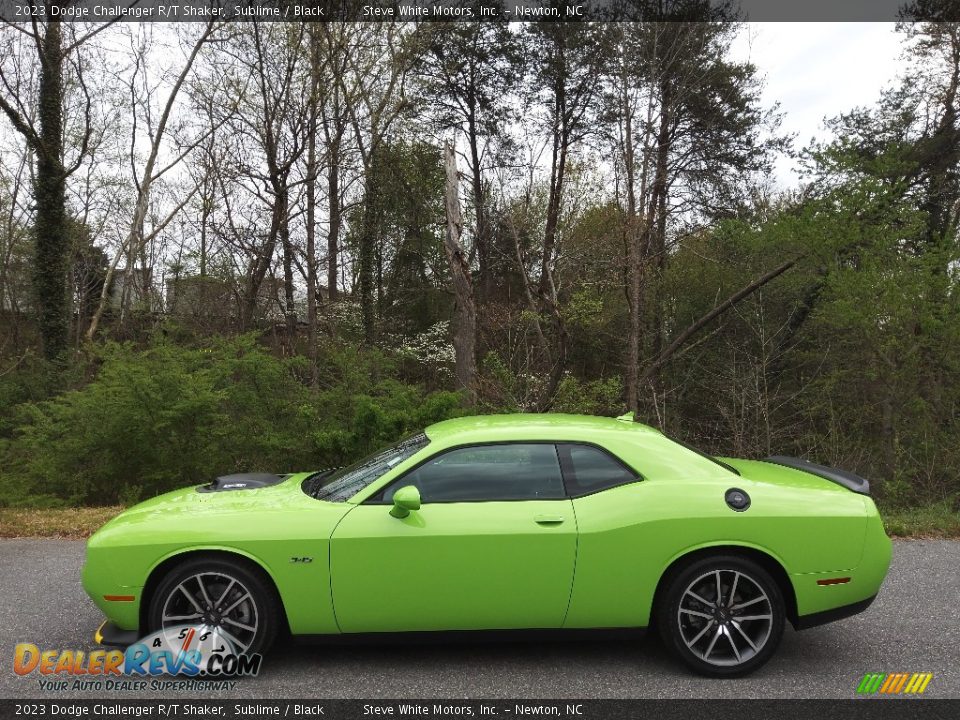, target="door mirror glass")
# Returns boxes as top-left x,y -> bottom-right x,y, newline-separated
390,485 -> 421,518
